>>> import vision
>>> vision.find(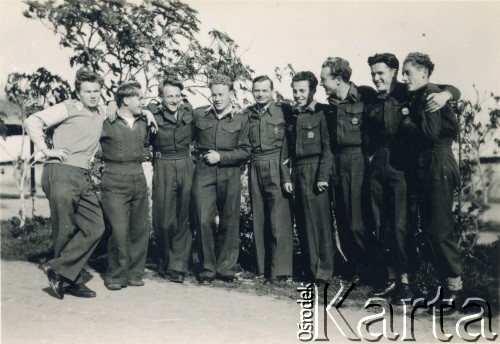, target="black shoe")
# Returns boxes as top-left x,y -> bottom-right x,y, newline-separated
167,271 -> 184,284
218,275 -> 238,283
373,280 -> 397,298
46,266 -> 64,300
199,277 -> 213,285
66,283 -> 96,298
390,284 -> 416,305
